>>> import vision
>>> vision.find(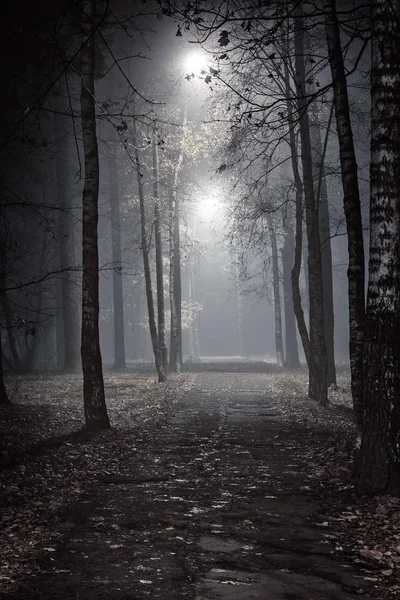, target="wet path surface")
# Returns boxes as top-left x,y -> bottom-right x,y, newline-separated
11,372 -> 370,599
